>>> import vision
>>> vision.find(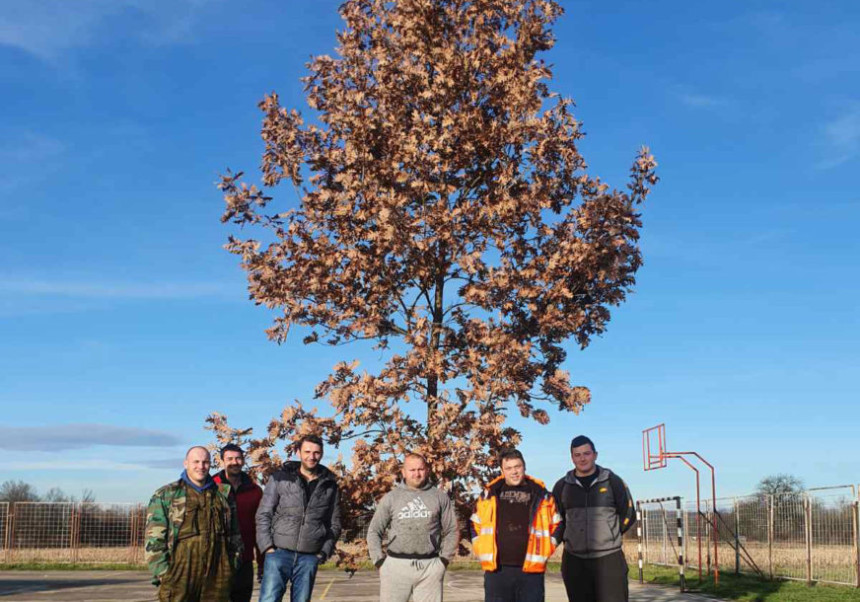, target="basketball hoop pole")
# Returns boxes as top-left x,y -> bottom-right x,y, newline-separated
642,424 -> 719,586
664,451 -> 718,585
